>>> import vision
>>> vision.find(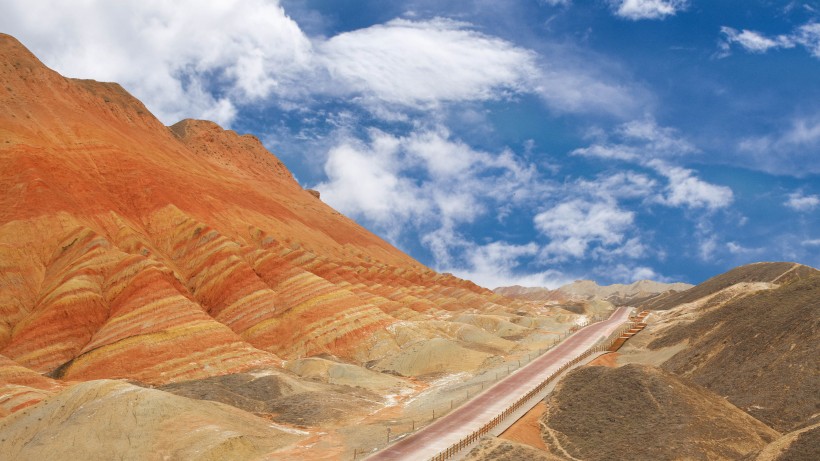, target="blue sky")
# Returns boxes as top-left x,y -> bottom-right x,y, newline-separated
2,0 -> 819,287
